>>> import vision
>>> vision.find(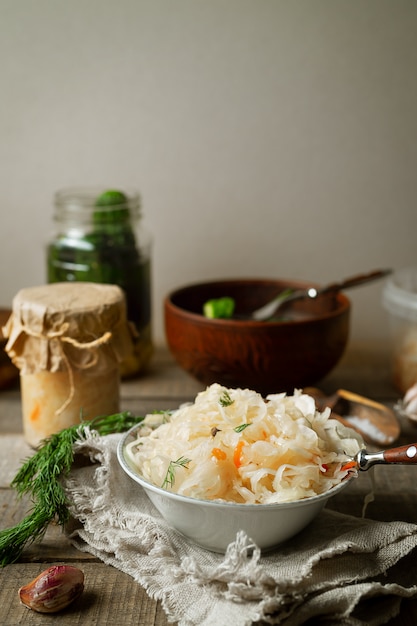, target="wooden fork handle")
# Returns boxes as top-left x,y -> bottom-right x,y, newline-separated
383,443 -> 417,464
321,269 -> 392,294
